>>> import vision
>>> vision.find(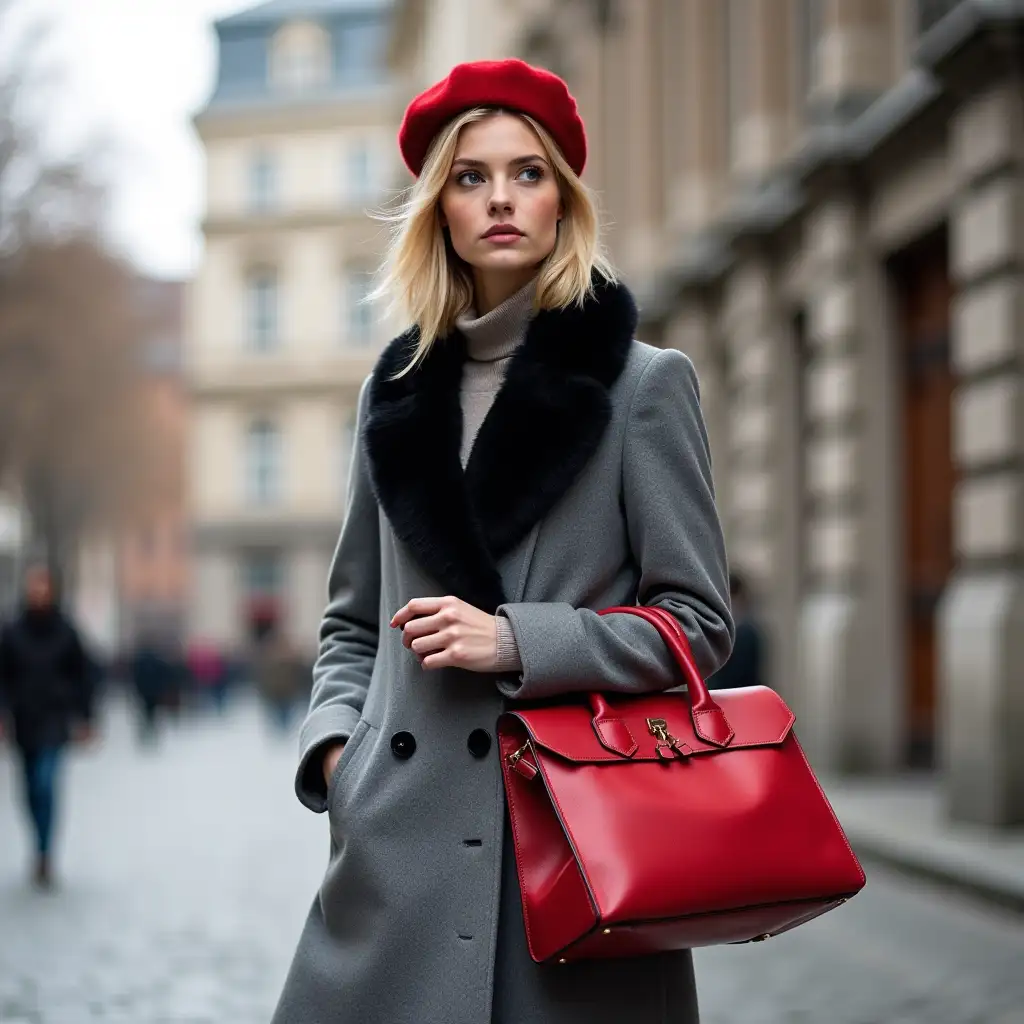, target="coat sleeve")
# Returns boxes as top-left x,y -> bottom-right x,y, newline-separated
295,376 -> 381,812
495,348 -> 734,701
